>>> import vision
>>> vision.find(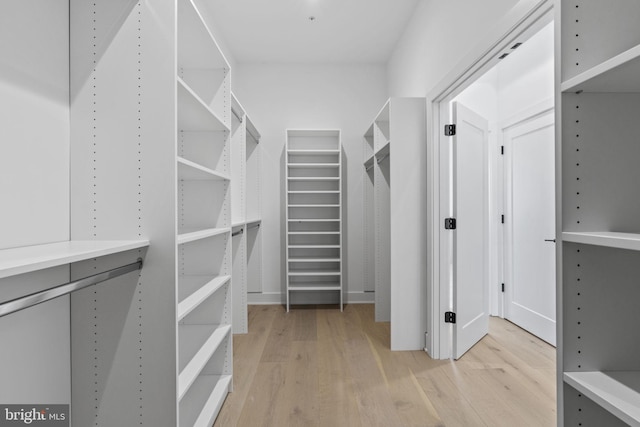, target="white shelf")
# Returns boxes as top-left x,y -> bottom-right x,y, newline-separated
288,219 -> 340,222
179,374 -> 232,427
178,275 -> 231,321
287,177 -> 340,181
561,43 -> 640,93
564,371 -> 640,426
178,157 -> 230,181
0,240 -> 149,280
288,231 -> 339,235
288,285 -> 341,291
178,324 -> 231,401
287,149 -> 340,155
288,245 -> 340,249
288,271 -> 341,276
289,258 -> 341,263
288,191 -> 340,194
288,205 -> 340,208
287,163 -> 339,168
246,218 -> 261,226
562,231 -> 640,251
177,228 -> 229,245
178,77 -> 229,132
